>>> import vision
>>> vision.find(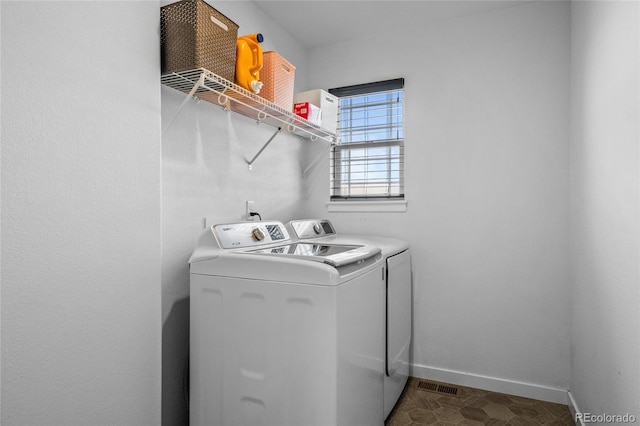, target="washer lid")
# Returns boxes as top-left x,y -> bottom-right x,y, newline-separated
242,242 -> 381,268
